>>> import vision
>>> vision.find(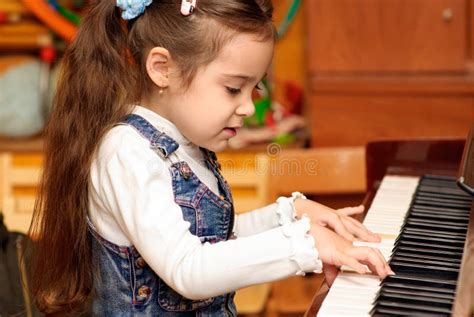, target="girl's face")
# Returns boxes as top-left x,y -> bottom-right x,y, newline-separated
168,33 -> 274,152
